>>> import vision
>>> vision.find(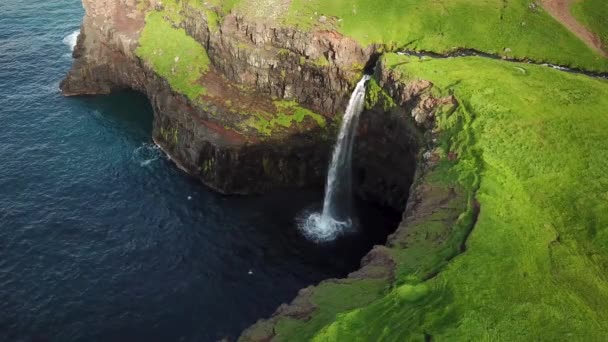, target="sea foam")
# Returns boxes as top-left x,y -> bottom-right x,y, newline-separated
63,30 -> 80,52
